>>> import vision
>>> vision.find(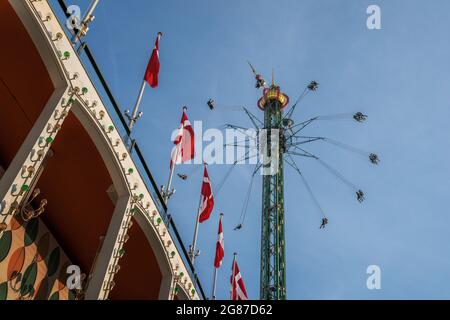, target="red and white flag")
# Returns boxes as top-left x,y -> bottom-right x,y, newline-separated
214,215 -> 224,268
230,257 -> 248,300
144,32 -> 162,88
170,108 -> 195,168
198,165 -> 214,223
